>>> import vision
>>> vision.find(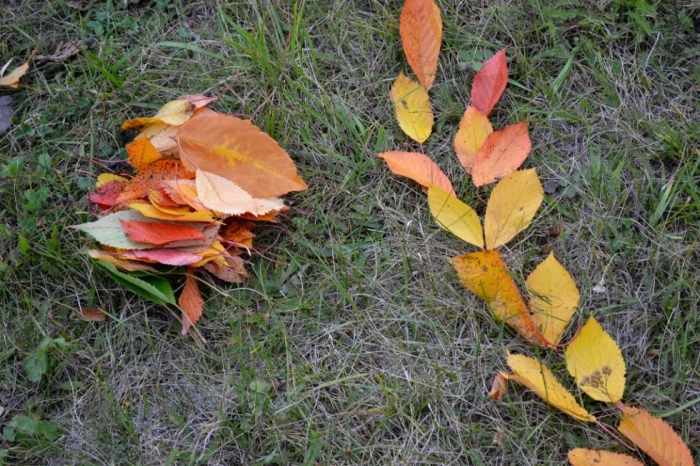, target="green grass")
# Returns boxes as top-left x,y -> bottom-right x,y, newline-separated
1,0 -> 698,464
